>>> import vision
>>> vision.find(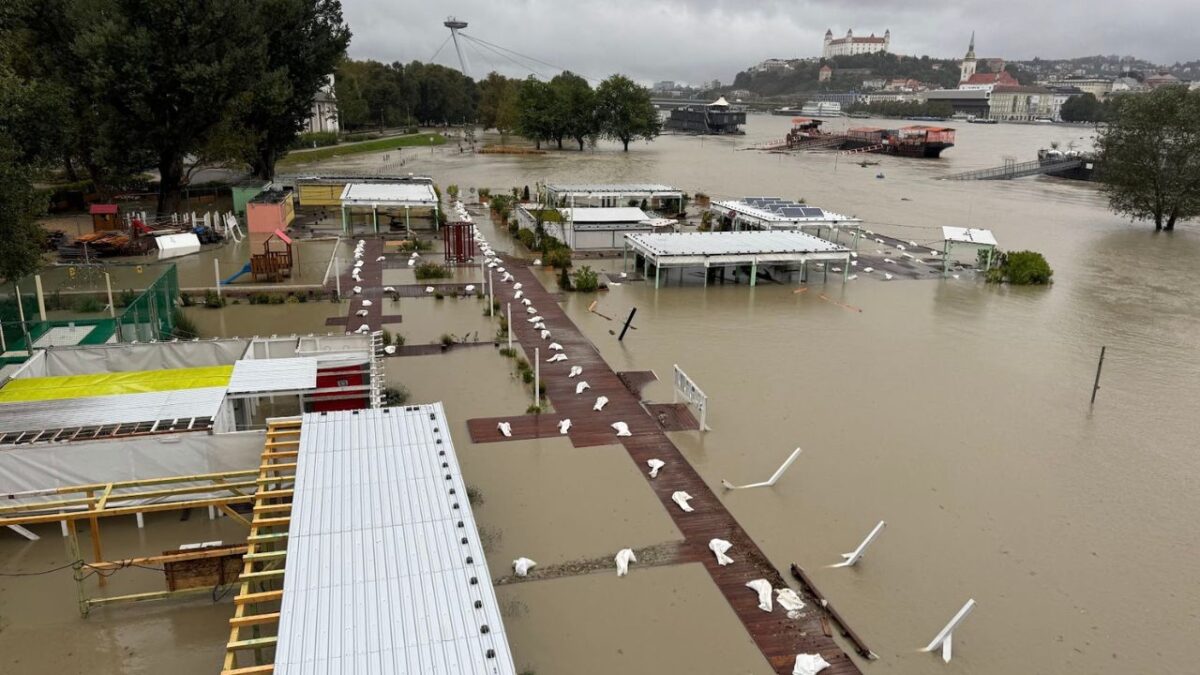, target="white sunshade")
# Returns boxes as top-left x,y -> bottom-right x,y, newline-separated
340,182 -> 439,207
625,230 -> 849,266
227,358 -> 318,394
942,227 -> 998,247
274,405 -> 517,675
560,207 -> 649,223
